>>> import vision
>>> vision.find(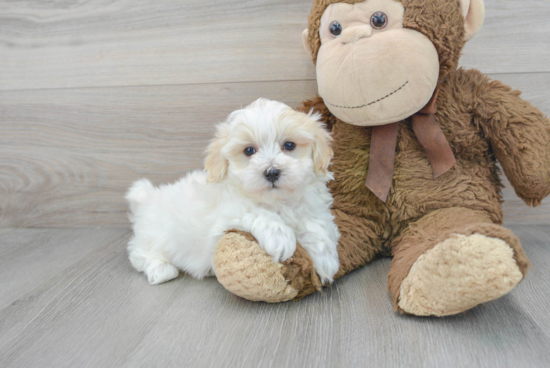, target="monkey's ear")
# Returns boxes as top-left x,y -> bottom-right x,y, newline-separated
204,123 -> 230,183
459,0 -> 485,41
302,29 -> 313,59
